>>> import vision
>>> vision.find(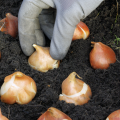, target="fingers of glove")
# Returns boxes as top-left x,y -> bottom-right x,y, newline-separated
28,0 -> 50,9
39,9 -> 56,39
49,15 -> 77,60
40,24 -> 54,40
18,0 -> 47,56
48,0 -> 103,60
35,29 -> 45,46
49,0 -> 99,60
41,0 -> 55,8
49,1 -> 85,60
19,32 -> 36,56
19,17 -> 45,56
39,9 -> 56,24
18,0 -> 42,36
19,16 -> 40,35
19,29 -> 45,56
19,0 -> 42,19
